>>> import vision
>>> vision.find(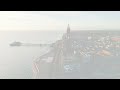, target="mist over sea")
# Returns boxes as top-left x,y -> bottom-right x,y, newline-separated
0,30 -> 64,79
